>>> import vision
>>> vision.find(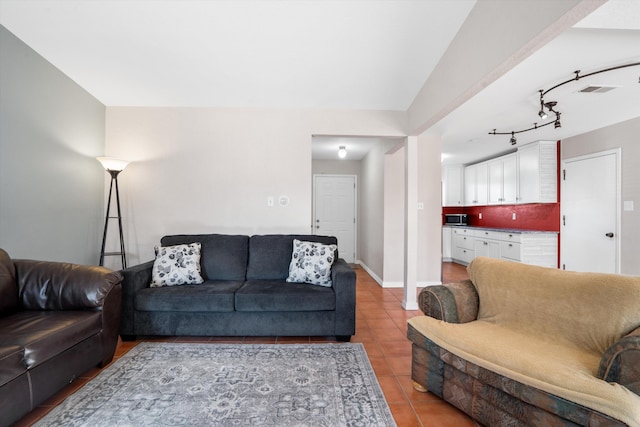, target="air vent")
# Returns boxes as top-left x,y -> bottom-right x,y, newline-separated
579,85 -> 617,93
